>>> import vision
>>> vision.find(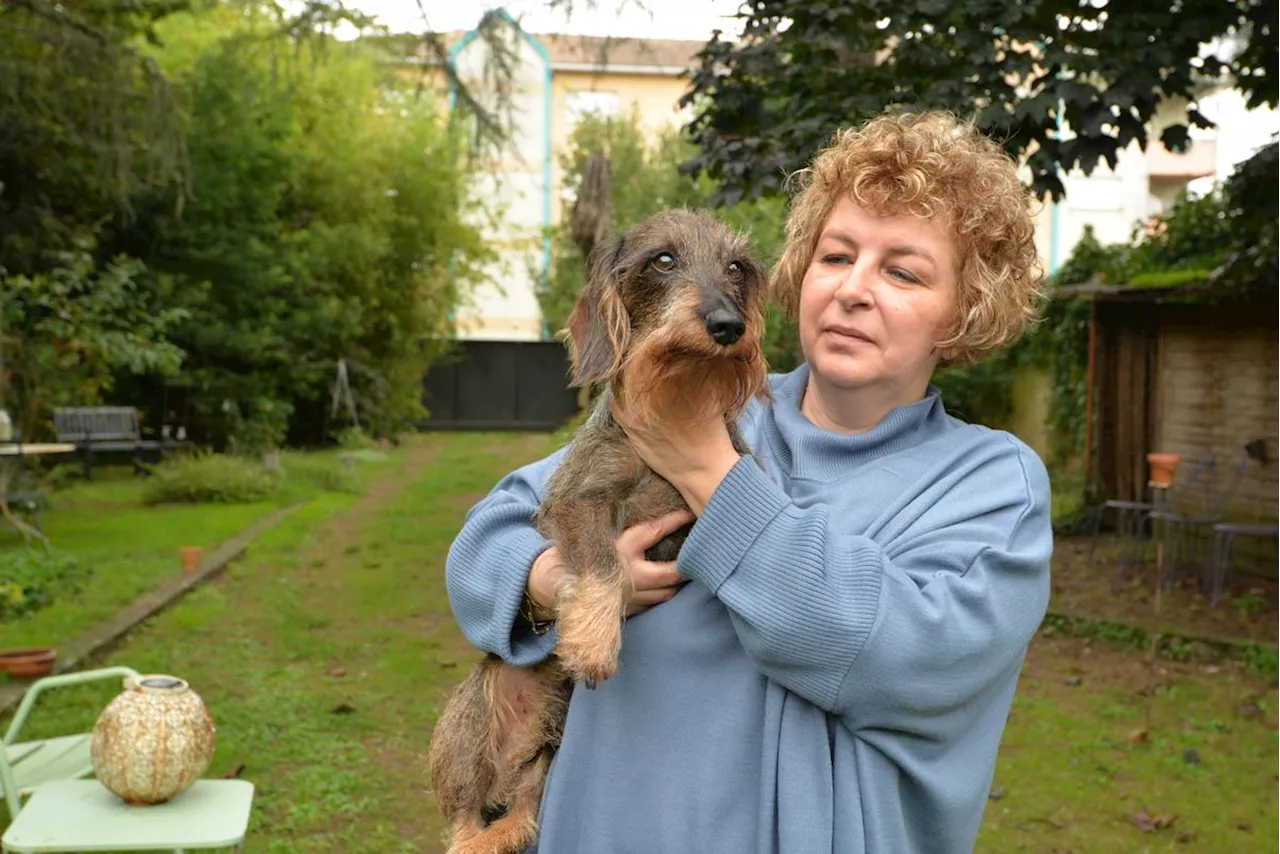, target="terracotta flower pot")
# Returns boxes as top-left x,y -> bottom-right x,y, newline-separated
91,674 -> 217,805
180,546 -> 202,573
1147,452 -> 1182,487
0,647 -> 56,679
